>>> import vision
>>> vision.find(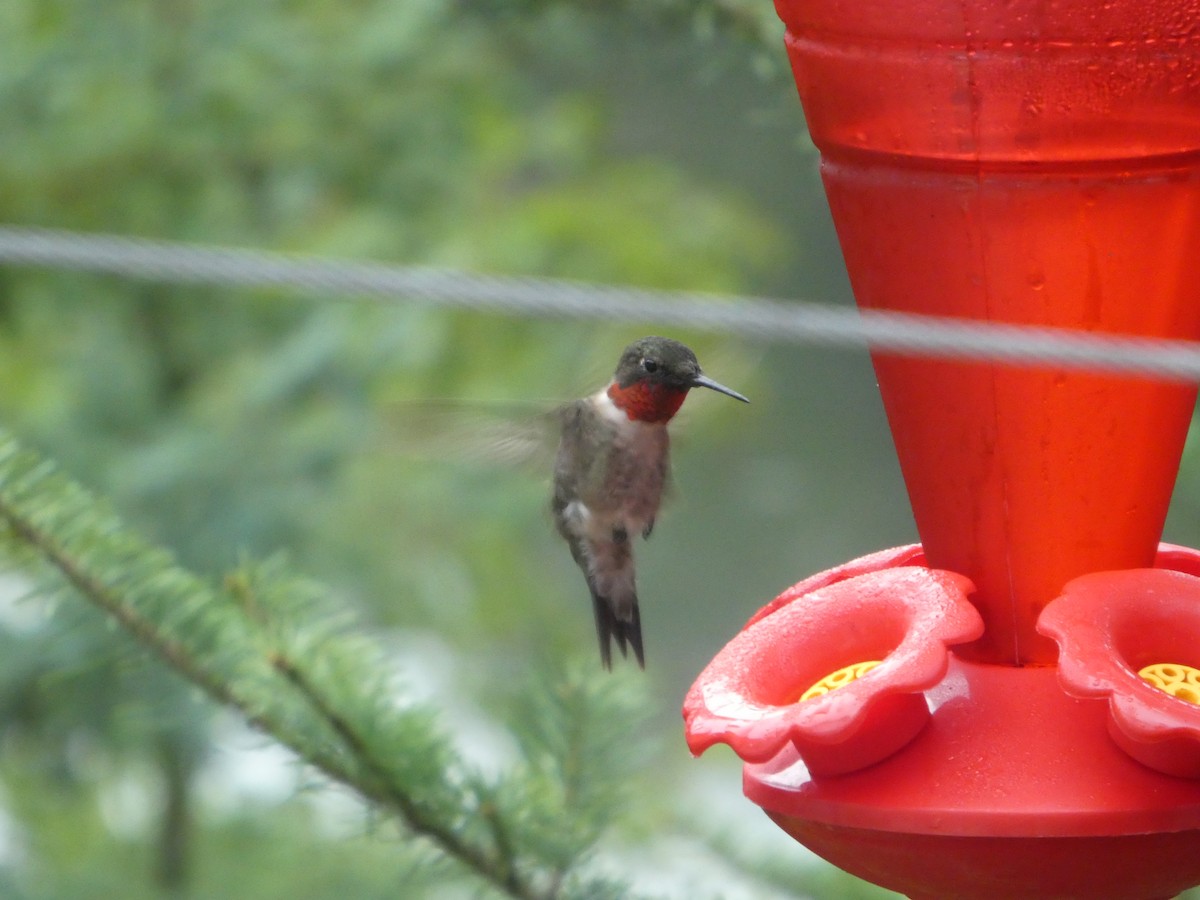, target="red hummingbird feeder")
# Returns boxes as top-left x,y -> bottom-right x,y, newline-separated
683,1 -> 1200,897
